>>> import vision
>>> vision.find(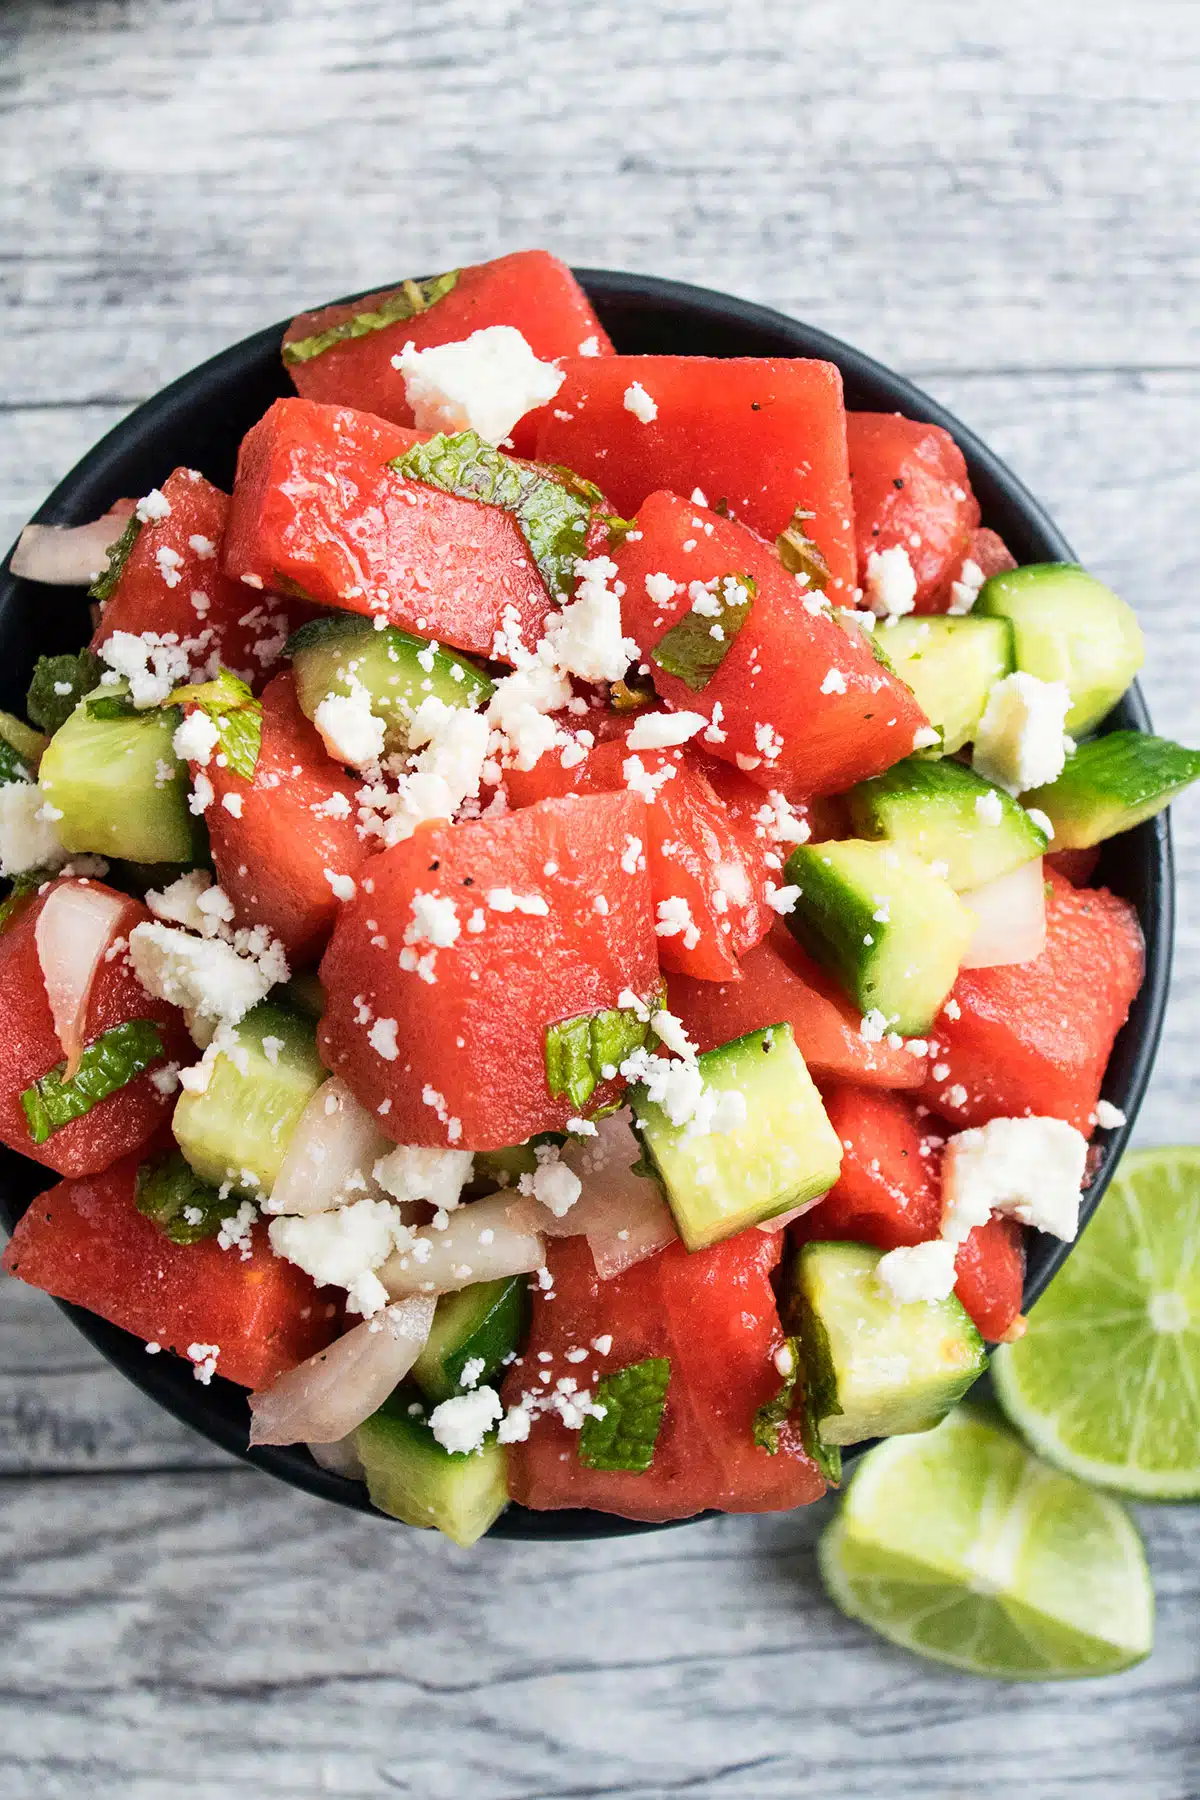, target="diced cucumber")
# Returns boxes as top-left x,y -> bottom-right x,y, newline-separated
473,1144 -> 539,1187
783,839 -> 974,1035
881,615 -> 1013,754
0,711 -> 48,769
411,1277 -> 530,1406
1022,730 -> 1200,849
287,613 -> 493,756
784,1241 -> 987,1446
37,692 -> 196,864
846,756 -> 1048,890
354,1393 -> 508,1545
281,969 -> 326,1019
629,1024 -> 842,1251
172,1002 -> 326,1196
975,563 -> 1144,735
